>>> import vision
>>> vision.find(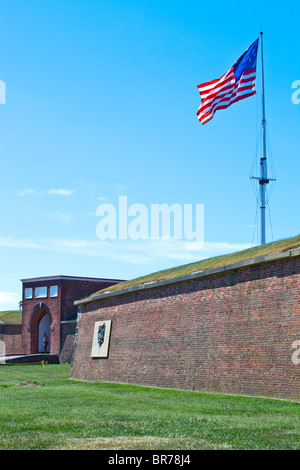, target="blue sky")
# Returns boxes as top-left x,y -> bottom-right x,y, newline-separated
0,0 -> 299,309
